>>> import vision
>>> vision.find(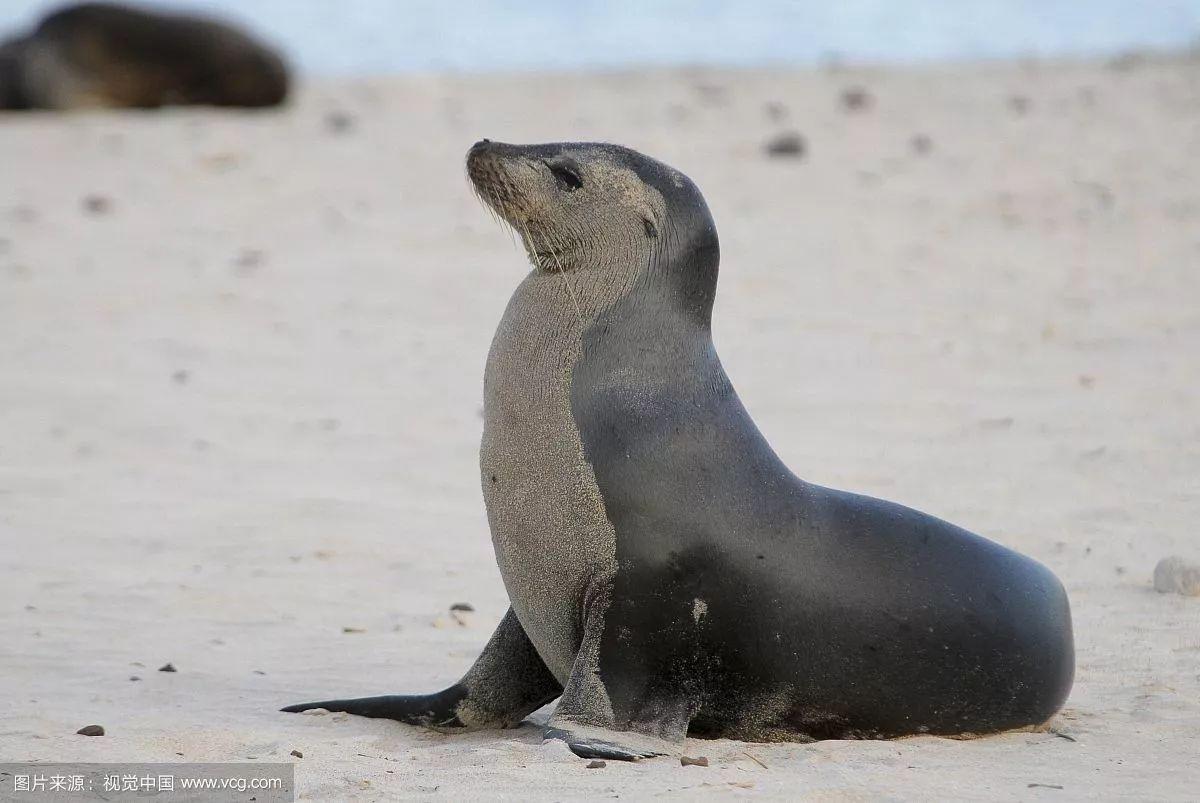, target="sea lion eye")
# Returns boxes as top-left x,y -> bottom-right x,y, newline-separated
549,164 -> 583,191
